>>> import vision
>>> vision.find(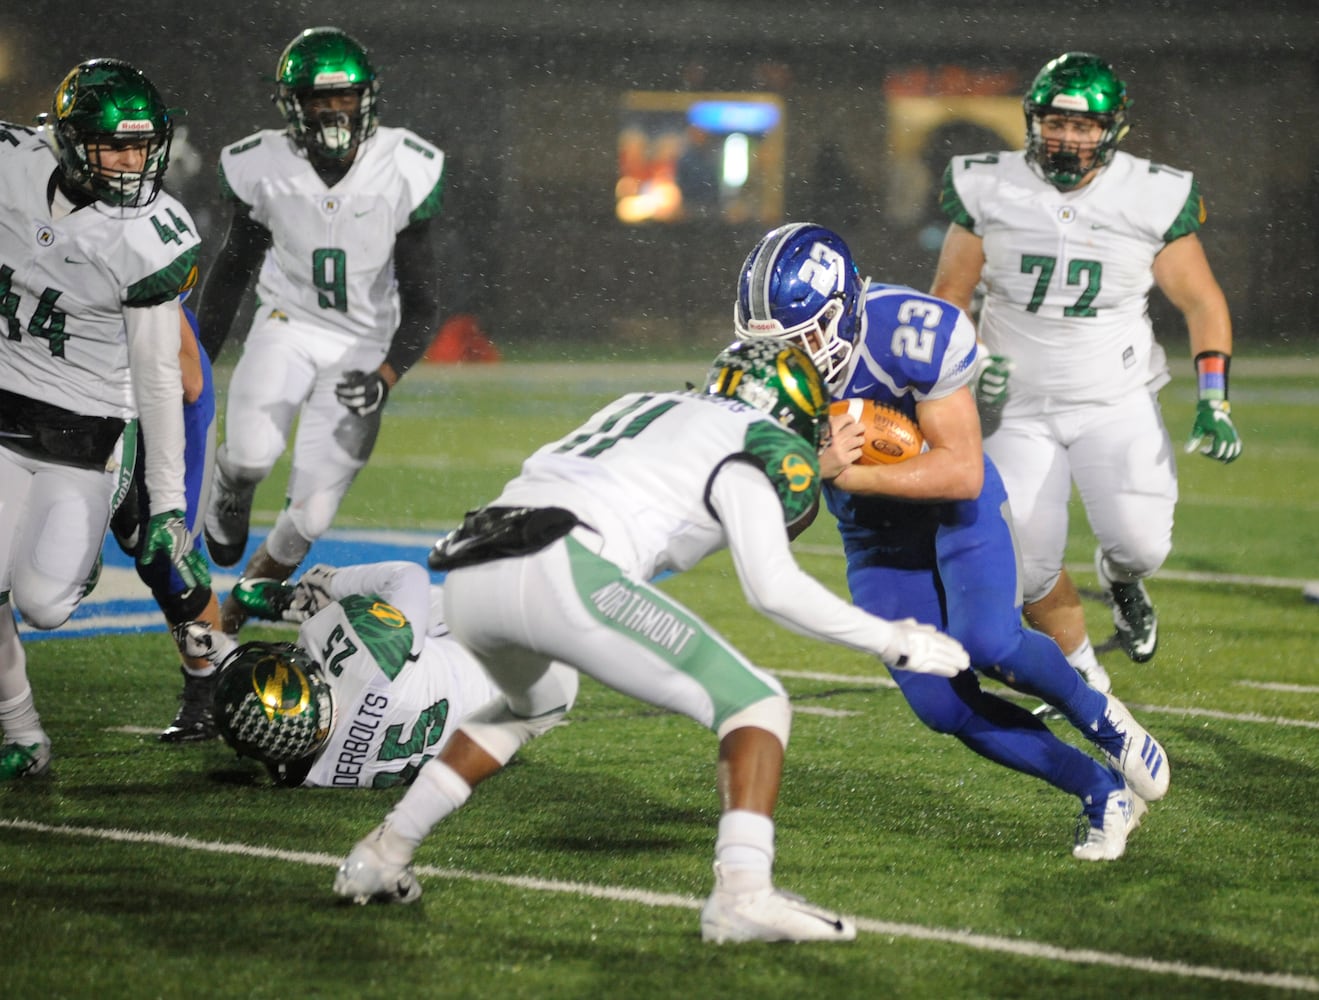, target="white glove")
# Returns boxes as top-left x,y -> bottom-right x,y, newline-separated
286,564 -> 338,622
878,618 -> 970,677
172,620 -> 238,667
